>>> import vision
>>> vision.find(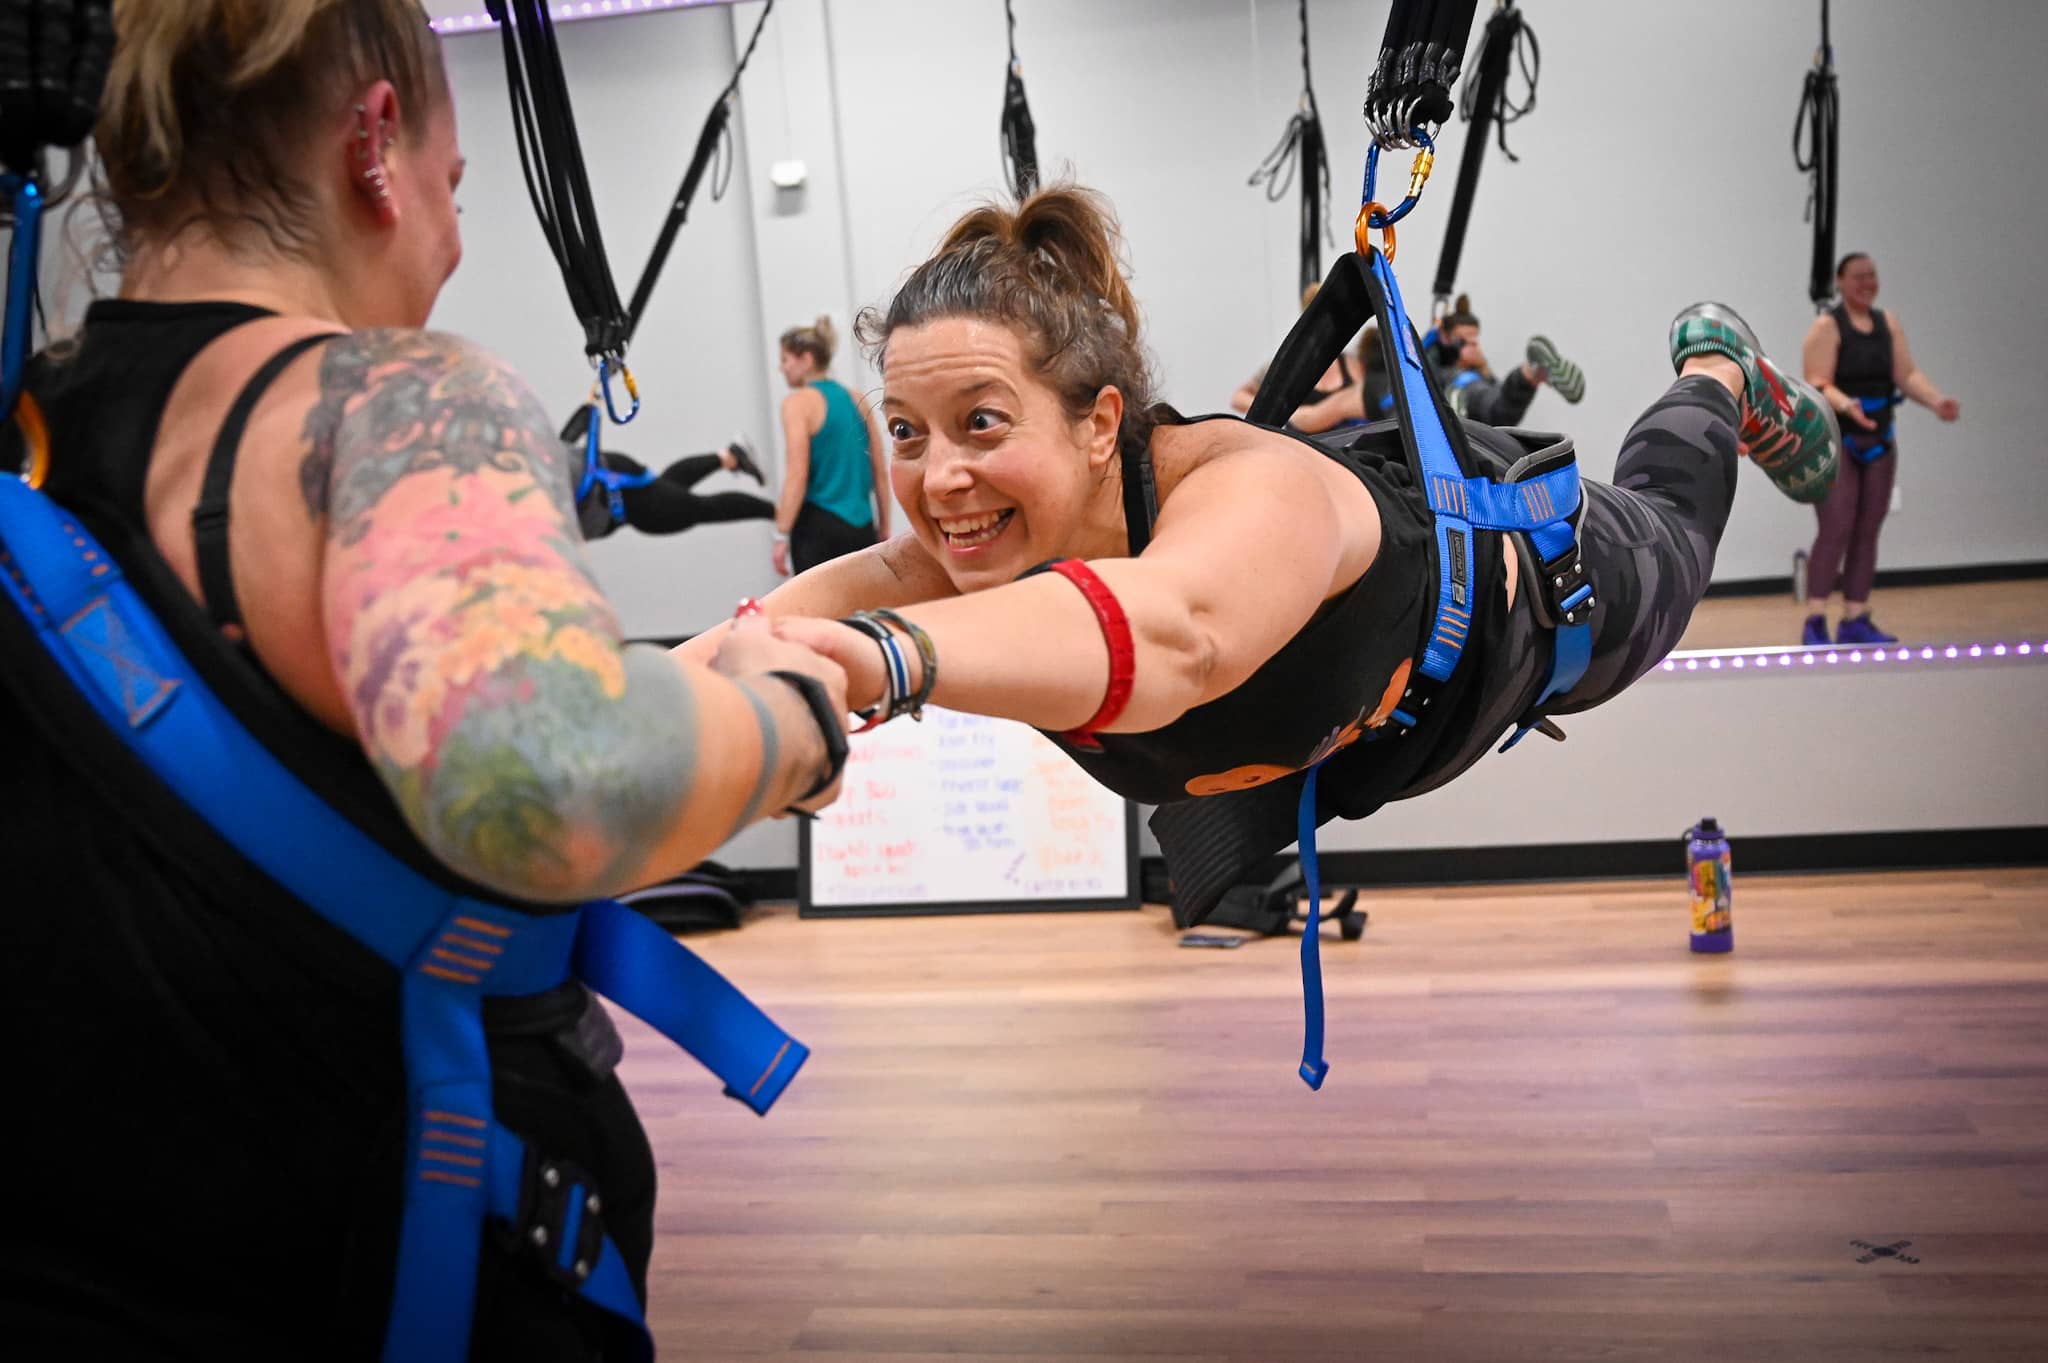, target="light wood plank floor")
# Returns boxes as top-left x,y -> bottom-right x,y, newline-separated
1678,579 -> 2048,651
622,869 -> 2048,1361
